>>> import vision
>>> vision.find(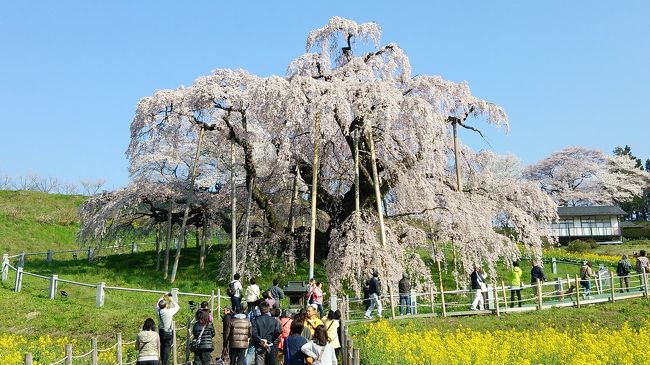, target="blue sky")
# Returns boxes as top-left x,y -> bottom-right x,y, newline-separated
1,1 -> 648,189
